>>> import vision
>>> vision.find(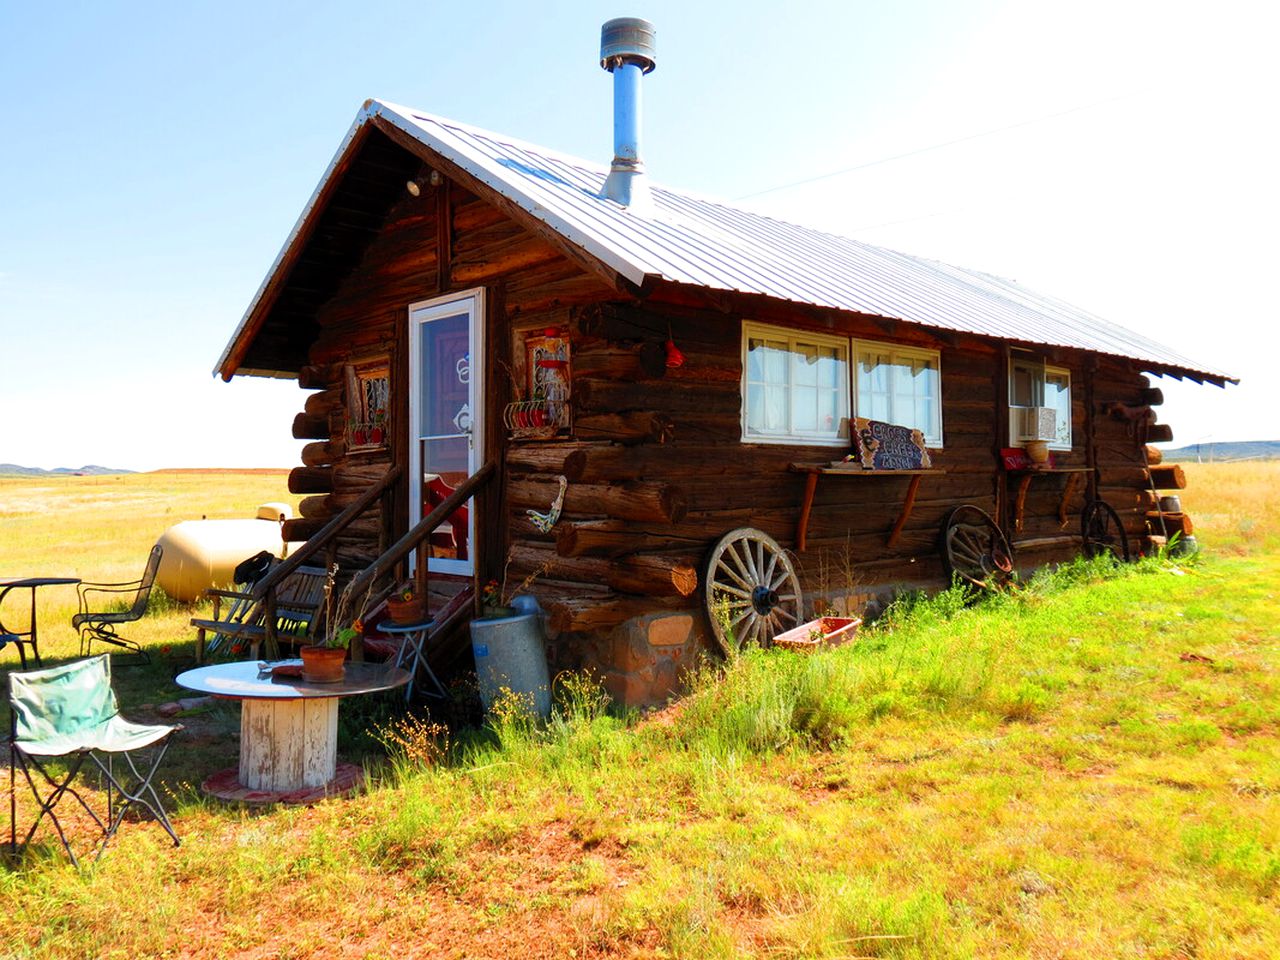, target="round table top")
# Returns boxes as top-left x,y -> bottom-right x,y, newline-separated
0,577 -> 81,589
175,659 -> 410,700
376,619 -> 433,634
